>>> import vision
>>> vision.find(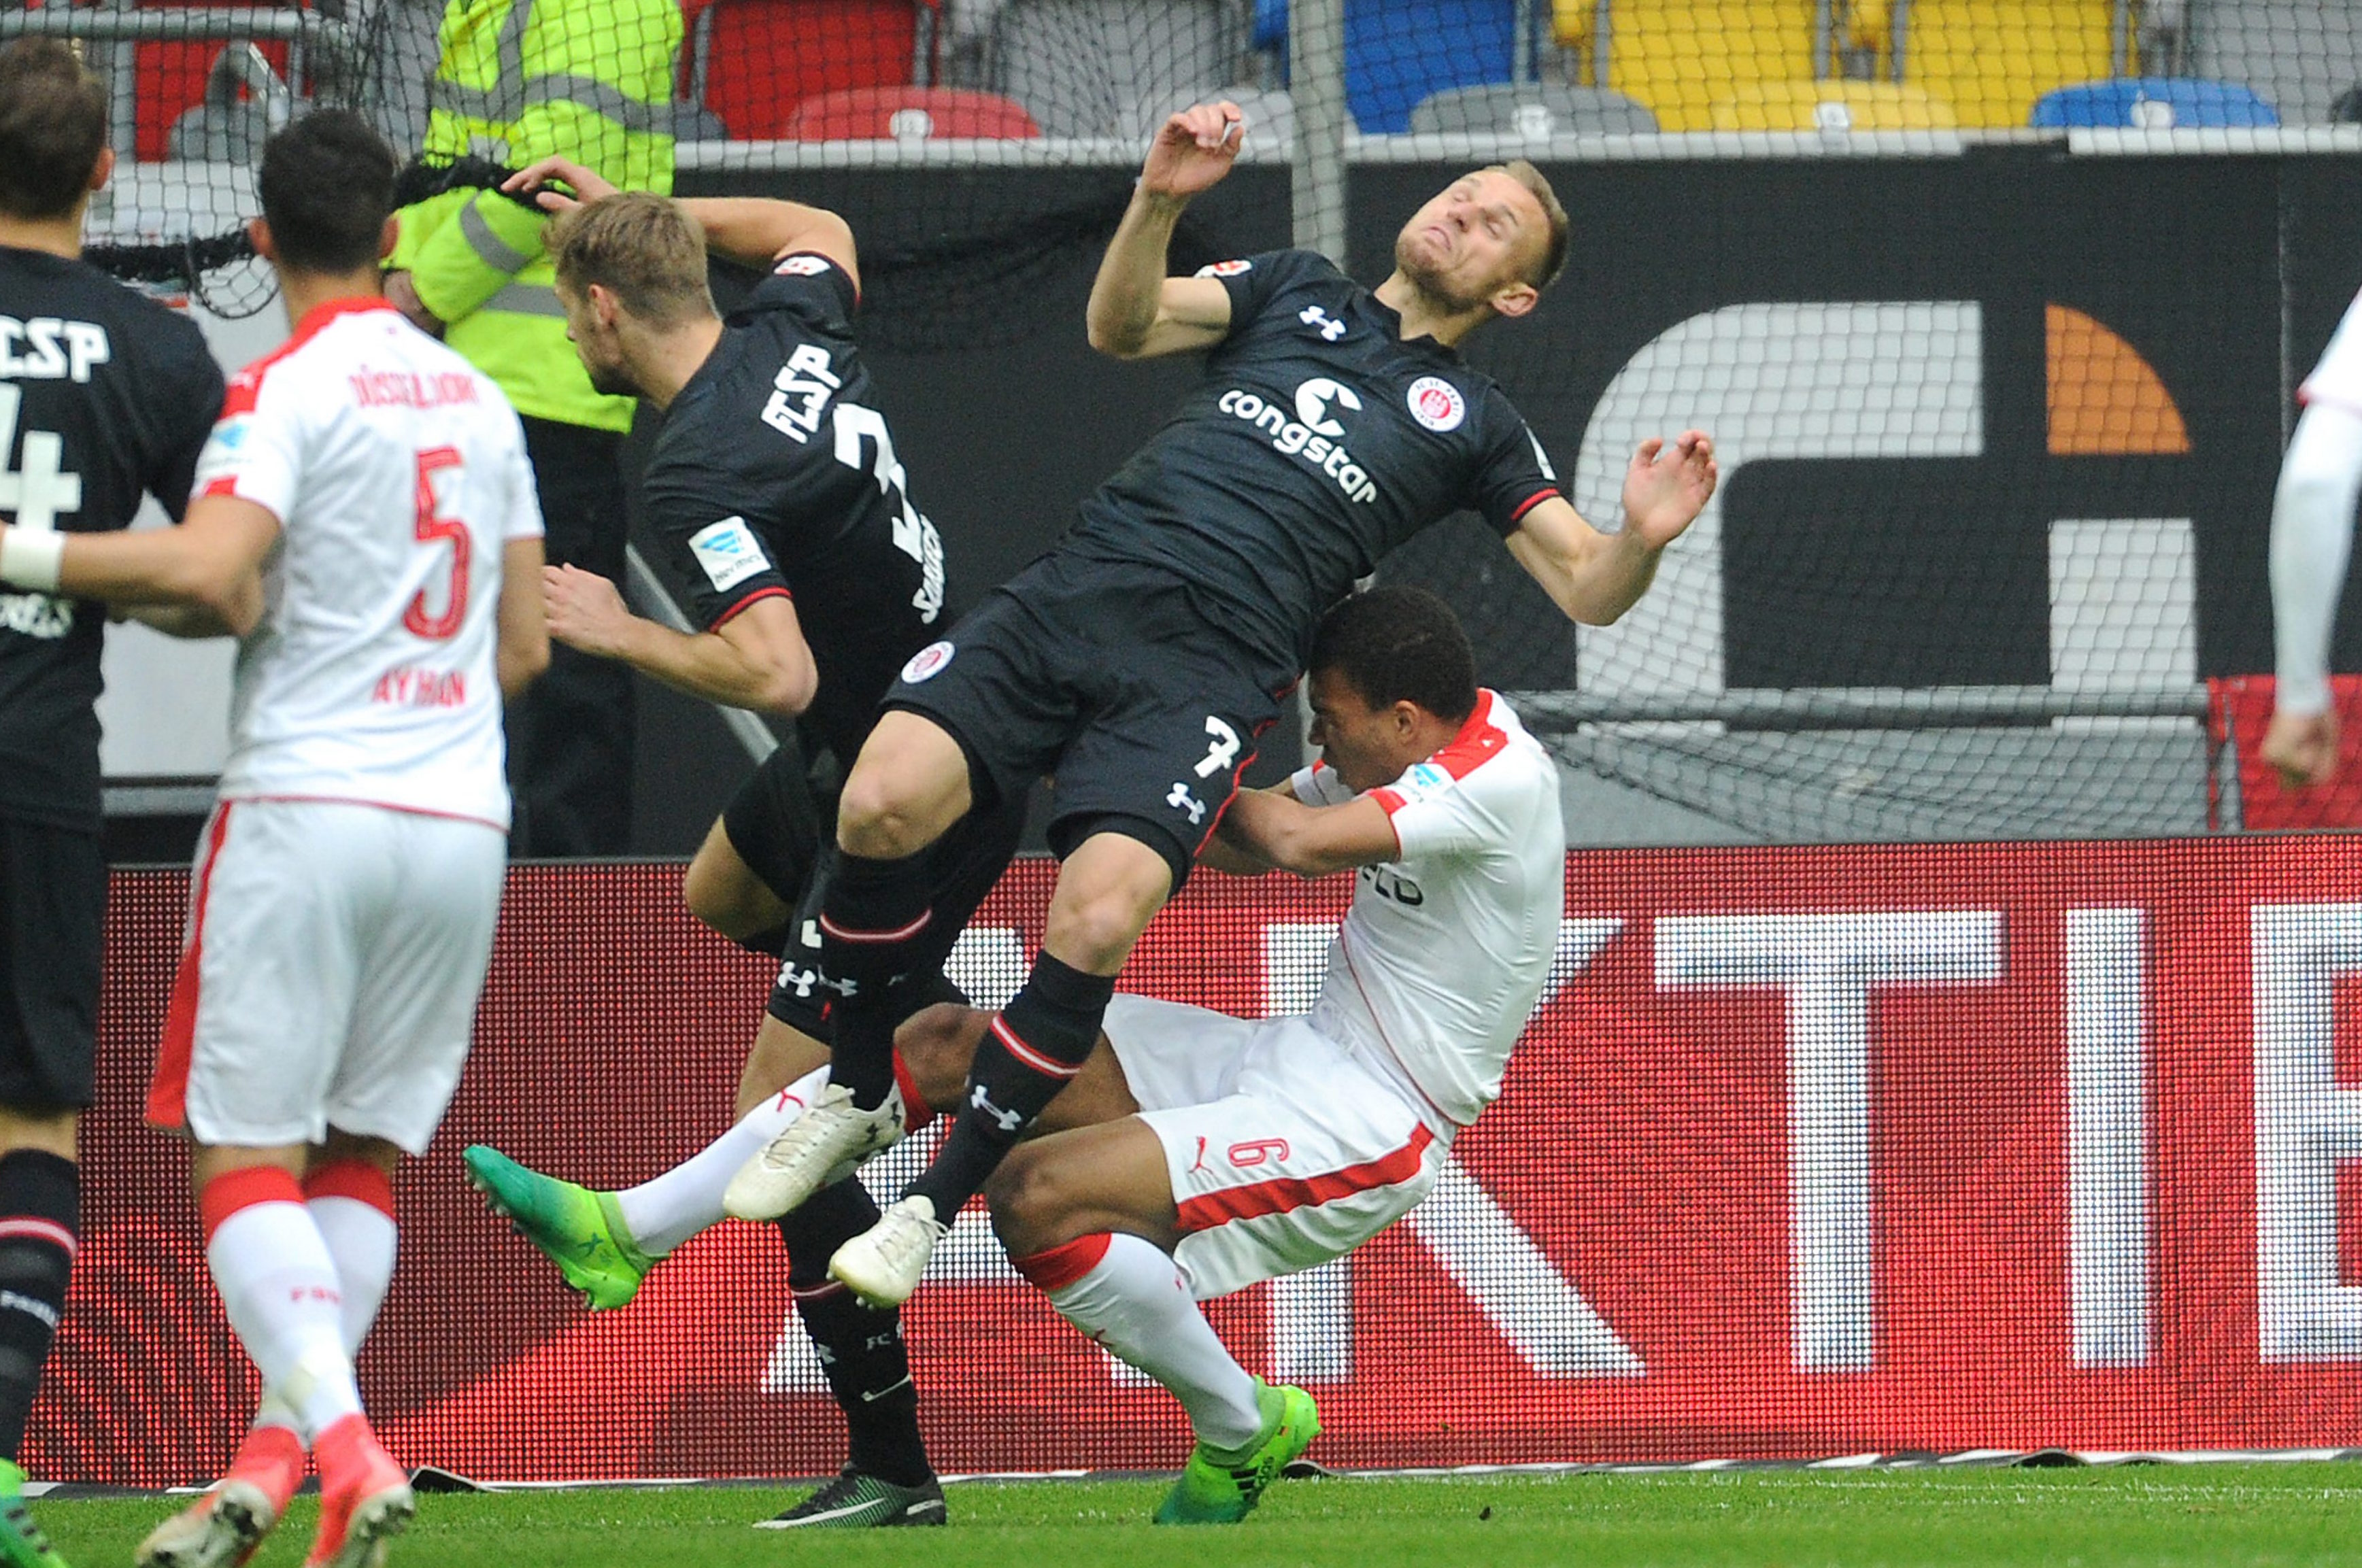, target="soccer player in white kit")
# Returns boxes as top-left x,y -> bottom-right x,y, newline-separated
888,585 -> 1565,1524
2266,283 -> 2362,787
0,112 -> 549,1568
